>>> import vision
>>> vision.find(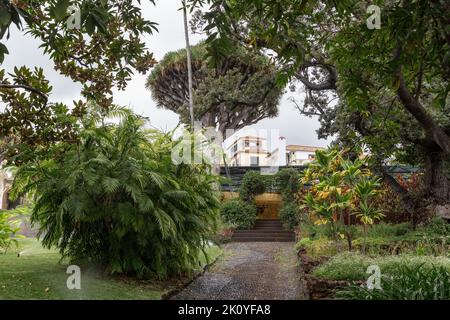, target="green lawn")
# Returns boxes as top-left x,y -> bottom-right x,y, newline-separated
0,238 -> 222,300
